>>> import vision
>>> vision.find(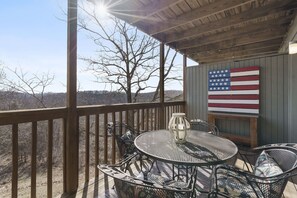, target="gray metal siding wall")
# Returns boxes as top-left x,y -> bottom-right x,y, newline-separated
186,55 -> 288,145
288,54 -> 297,143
